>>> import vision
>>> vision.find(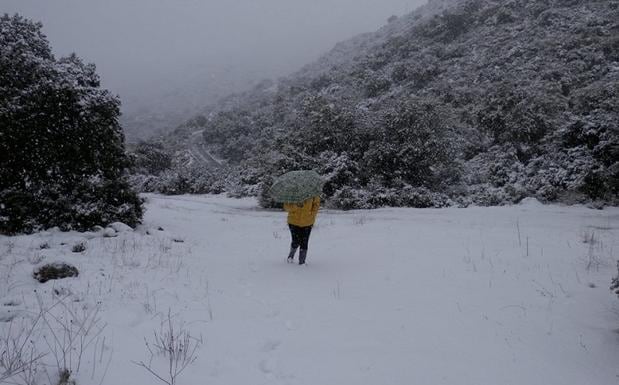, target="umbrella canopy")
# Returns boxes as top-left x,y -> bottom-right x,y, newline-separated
269,170 -> 324,203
